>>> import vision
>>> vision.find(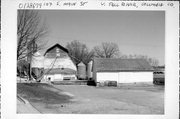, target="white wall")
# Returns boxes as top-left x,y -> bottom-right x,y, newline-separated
54,74 -> 63,81
118,72 -> 153,83
44,75 -> 54,82
96,72 -> 119,83
44,74 -> 77,82
54,74 -> 77,81
96,72 -> 153,83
